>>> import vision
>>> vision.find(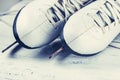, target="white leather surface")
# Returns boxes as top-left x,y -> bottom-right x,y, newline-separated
0,0 -> 120,80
